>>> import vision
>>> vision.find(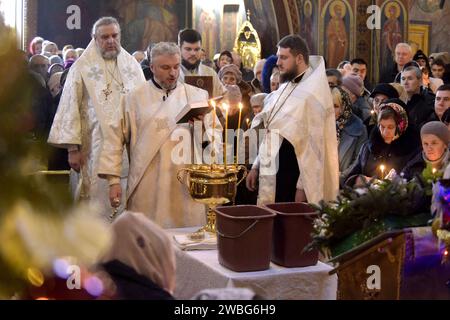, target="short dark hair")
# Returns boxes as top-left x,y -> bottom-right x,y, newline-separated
326,68 -> 343,85
277,35 -> 309,65
432,58 -> 446,67
178,29 -> 202,46
351,58 -> 367,66
437,84 -> 450,93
